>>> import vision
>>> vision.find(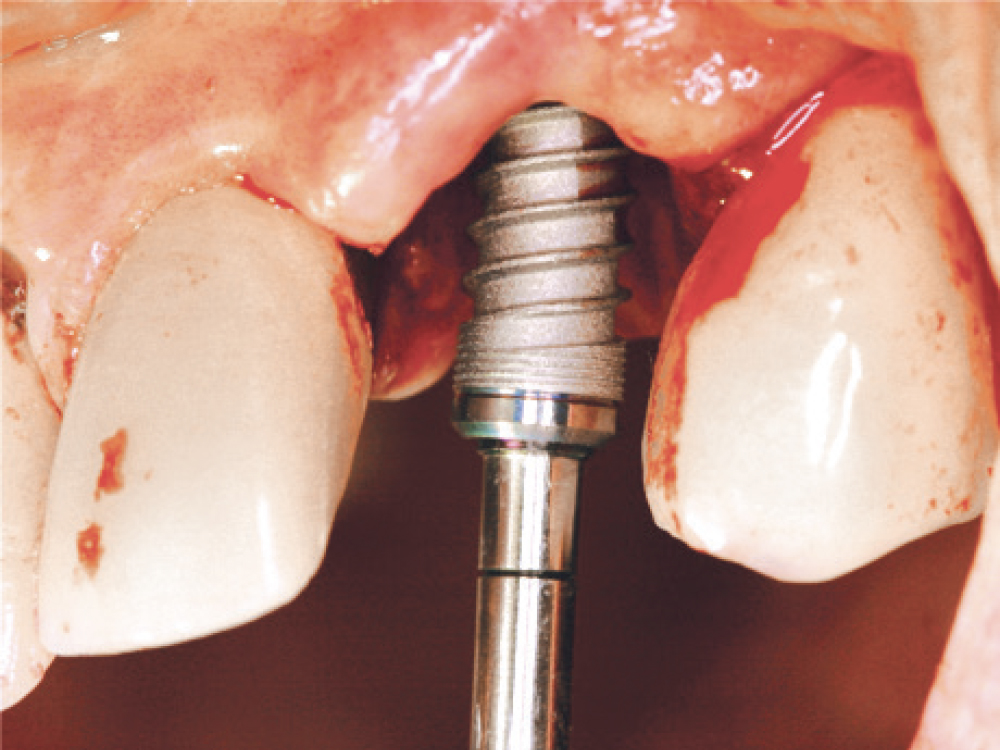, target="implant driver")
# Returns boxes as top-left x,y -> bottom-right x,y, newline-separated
453,104 -> 633,750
